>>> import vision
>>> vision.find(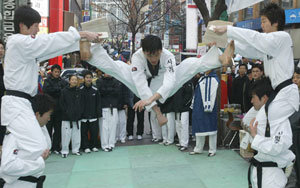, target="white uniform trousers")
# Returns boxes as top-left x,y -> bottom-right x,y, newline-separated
101,108 -> 118,149
161,125 -> 168,143
175,112 -> 189,147
162,112 -> 176,143
251,166 -> 287,188
150,111 -> 162,140
61,121 -> 81,154
116,109 -> 127,142
193,134 -> 217,154
88,45 -> 222,109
